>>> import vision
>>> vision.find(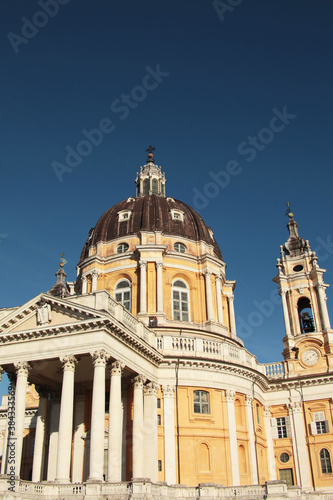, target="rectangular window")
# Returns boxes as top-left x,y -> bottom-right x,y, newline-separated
311,412 -> 329,435
158,460 -> 162,472
193,390 -> 209,414
157,414 -> 161,425
157,398 -> 161,409
277,417 -> 287,438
